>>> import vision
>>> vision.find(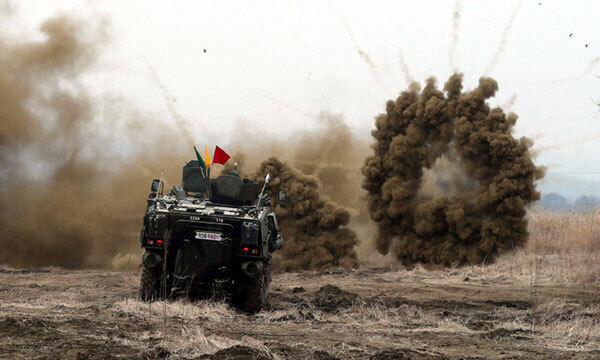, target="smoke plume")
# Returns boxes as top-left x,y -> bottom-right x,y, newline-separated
362,74 -> 544,267
0,14 -> 189,268
255,158 -> 359,270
